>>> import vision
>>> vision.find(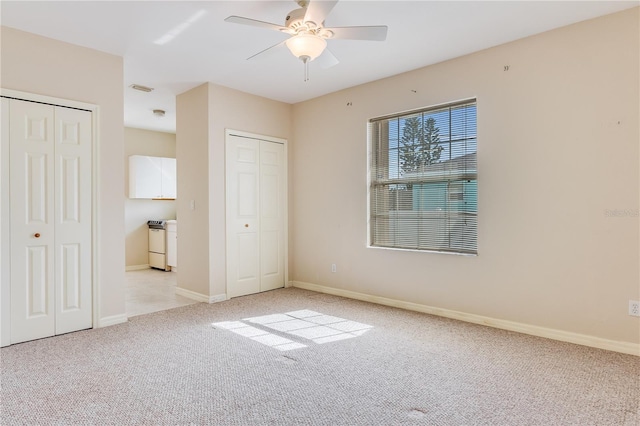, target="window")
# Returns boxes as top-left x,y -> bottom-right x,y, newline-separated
368,99 -> 477,254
